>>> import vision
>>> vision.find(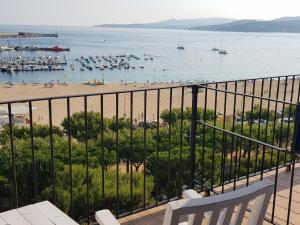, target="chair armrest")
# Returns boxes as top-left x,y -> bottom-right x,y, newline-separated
95,210 -> 120,225
182,189 -> 202,199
